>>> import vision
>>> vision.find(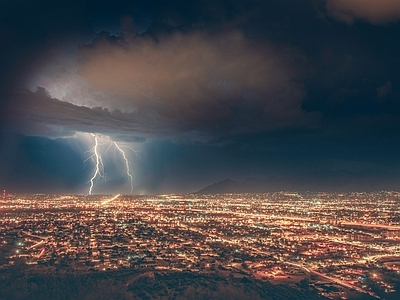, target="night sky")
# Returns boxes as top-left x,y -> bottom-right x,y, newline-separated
1,0 -> 400,194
